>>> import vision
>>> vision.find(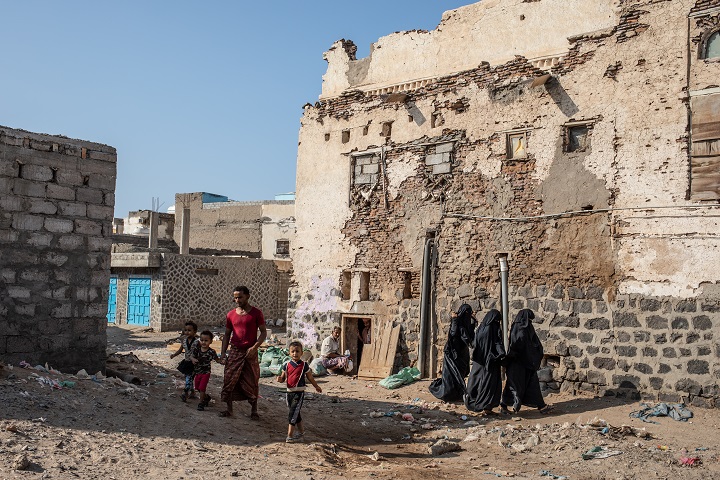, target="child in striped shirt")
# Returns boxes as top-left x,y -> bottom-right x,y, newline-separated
277,341 -> 322,443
